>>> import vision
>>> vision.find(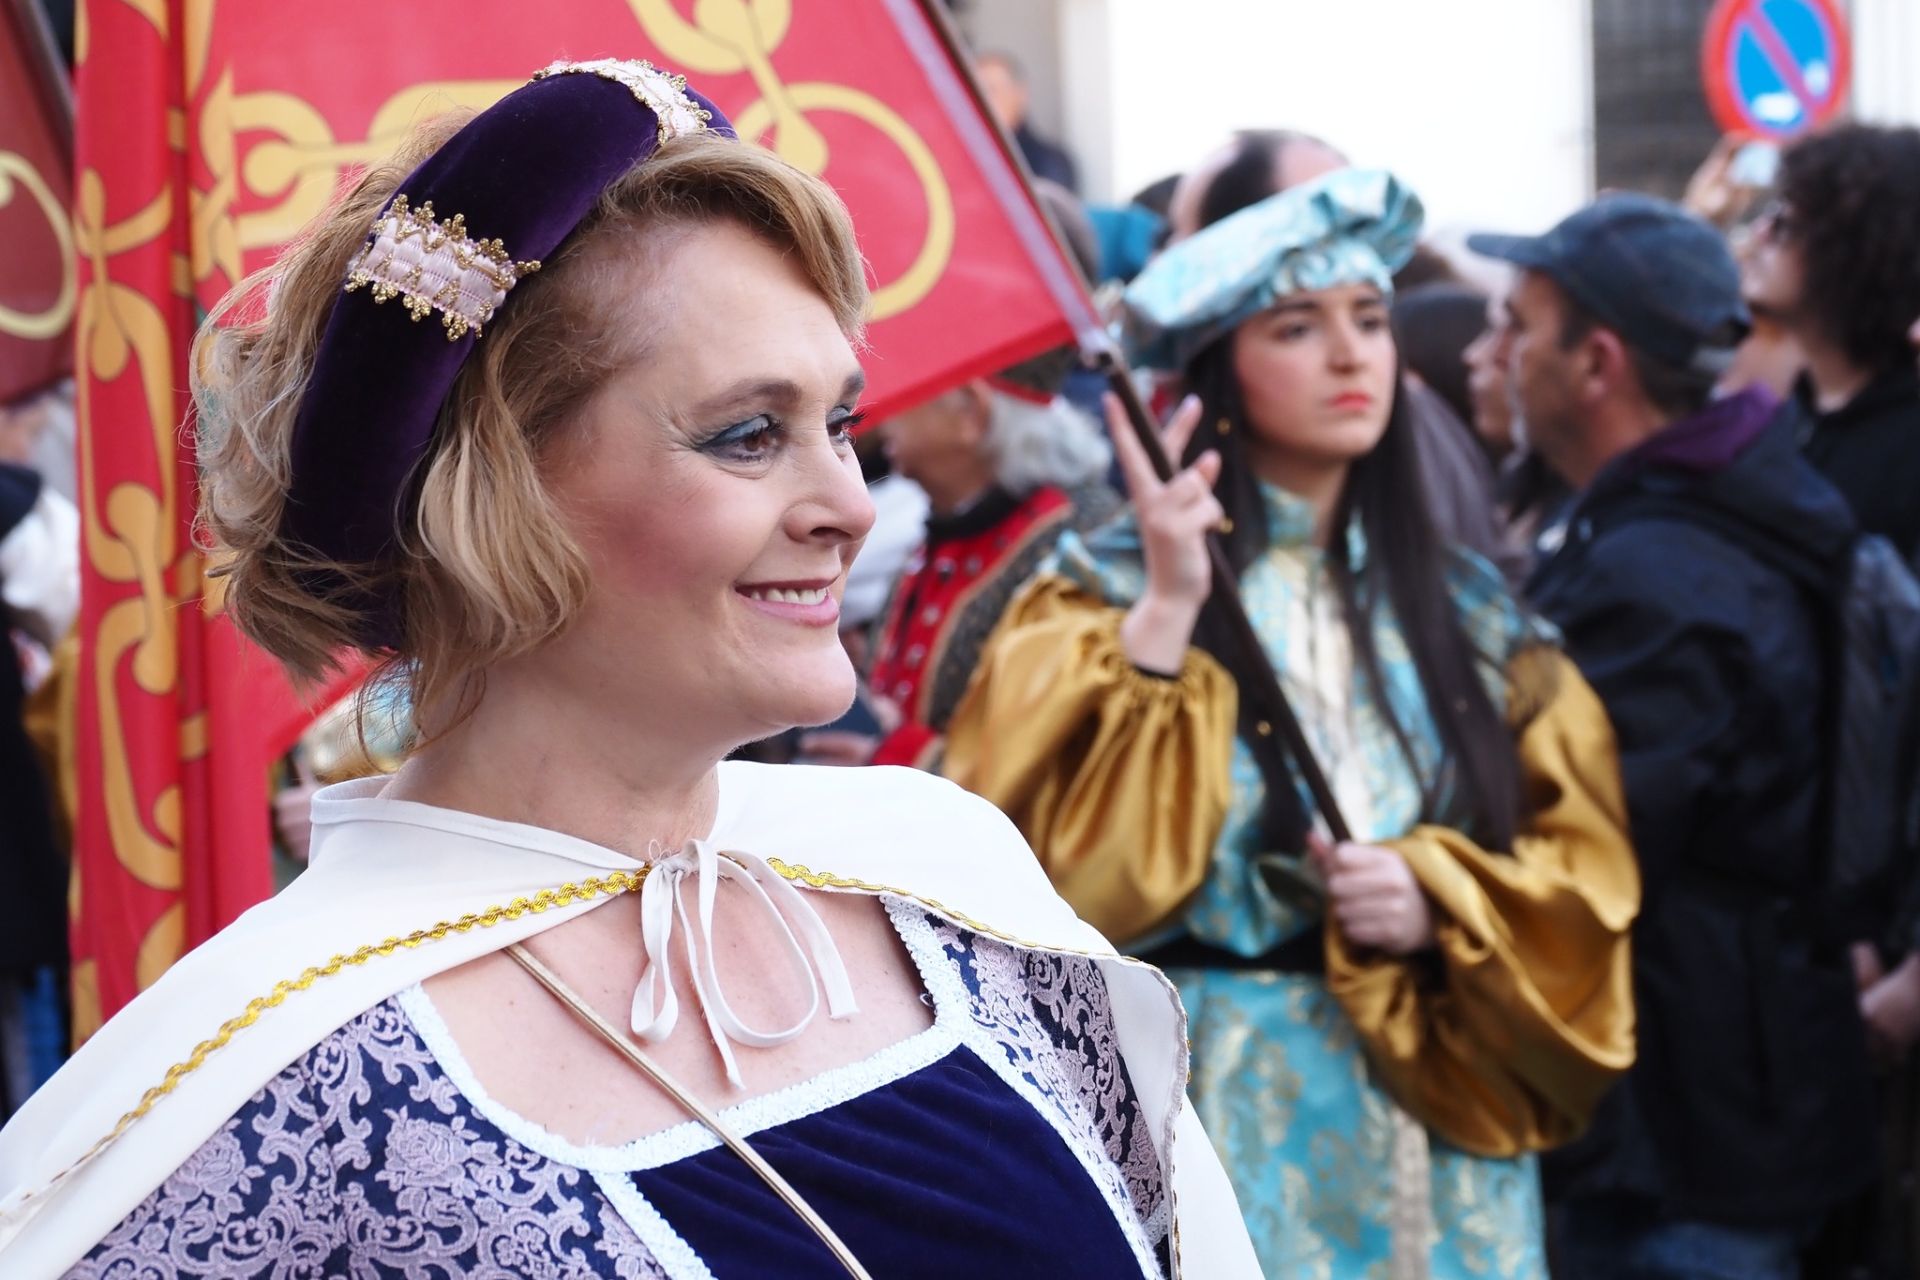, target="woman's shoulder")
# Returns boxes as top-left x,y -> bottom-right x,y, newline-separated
717,762 -> 1103,949
1036,511 -> 1147,608
1442,544 -> 1559,659
724,758 -> 1001,817
71,993 -> 672,1279
70,997 -> 416,1277
718,762 -> 1029,862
